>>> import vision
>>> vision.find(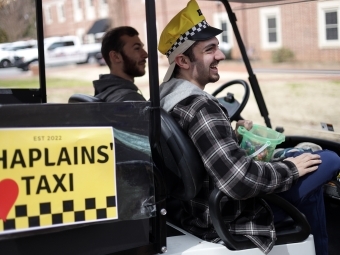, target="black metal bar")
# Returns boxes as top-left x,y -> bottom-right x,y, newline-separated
221,0 -> 272,128
145,0 -> 161,147
150,165 -> 168,254
145,1 -> 165,253
35,0 -> 47,103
